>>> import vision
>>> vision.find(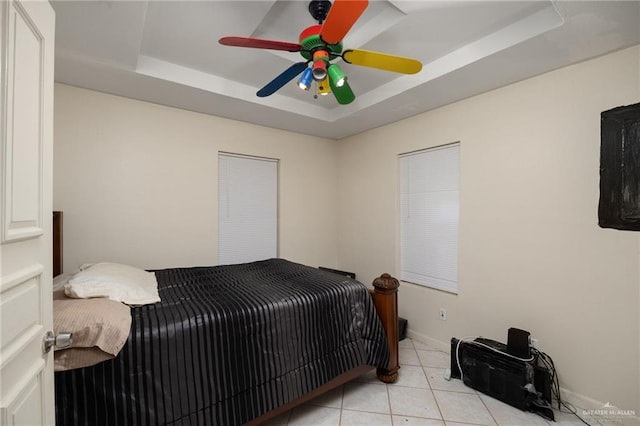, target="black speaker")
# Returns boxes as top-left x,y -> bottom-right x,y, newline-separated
507,328 -> 530,359
398,317 -> 407,341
